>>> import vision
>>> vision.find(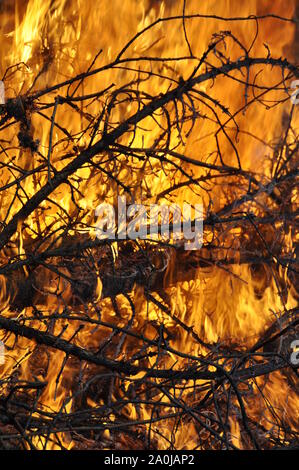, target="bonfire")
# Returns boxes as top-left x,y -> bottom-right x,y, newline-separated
0,0 -> 298,451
